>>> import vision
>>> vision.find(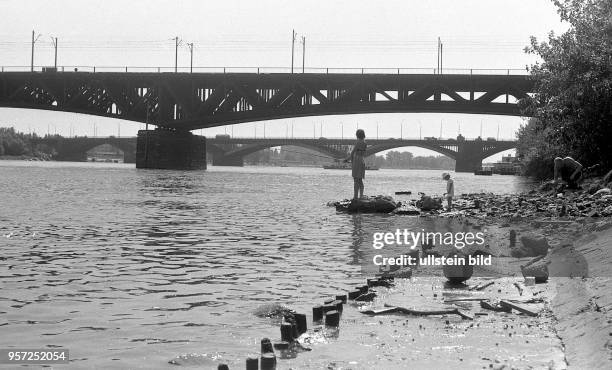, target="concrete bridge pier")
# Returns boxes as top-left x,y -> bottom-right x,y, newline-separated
455,156 -> 483,173
455,142 -> 485,173
136,130 -> 207,170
